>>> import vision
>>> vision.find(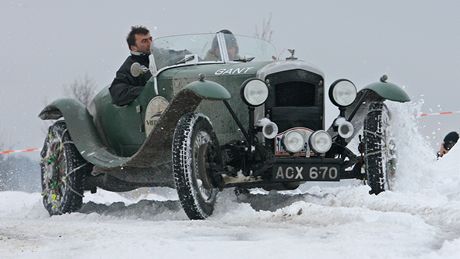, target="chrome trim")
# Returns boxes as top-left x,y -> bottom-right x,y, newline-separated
256,60 -> 325,79
153,76 -> 159,95
217,32 -> 230,62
